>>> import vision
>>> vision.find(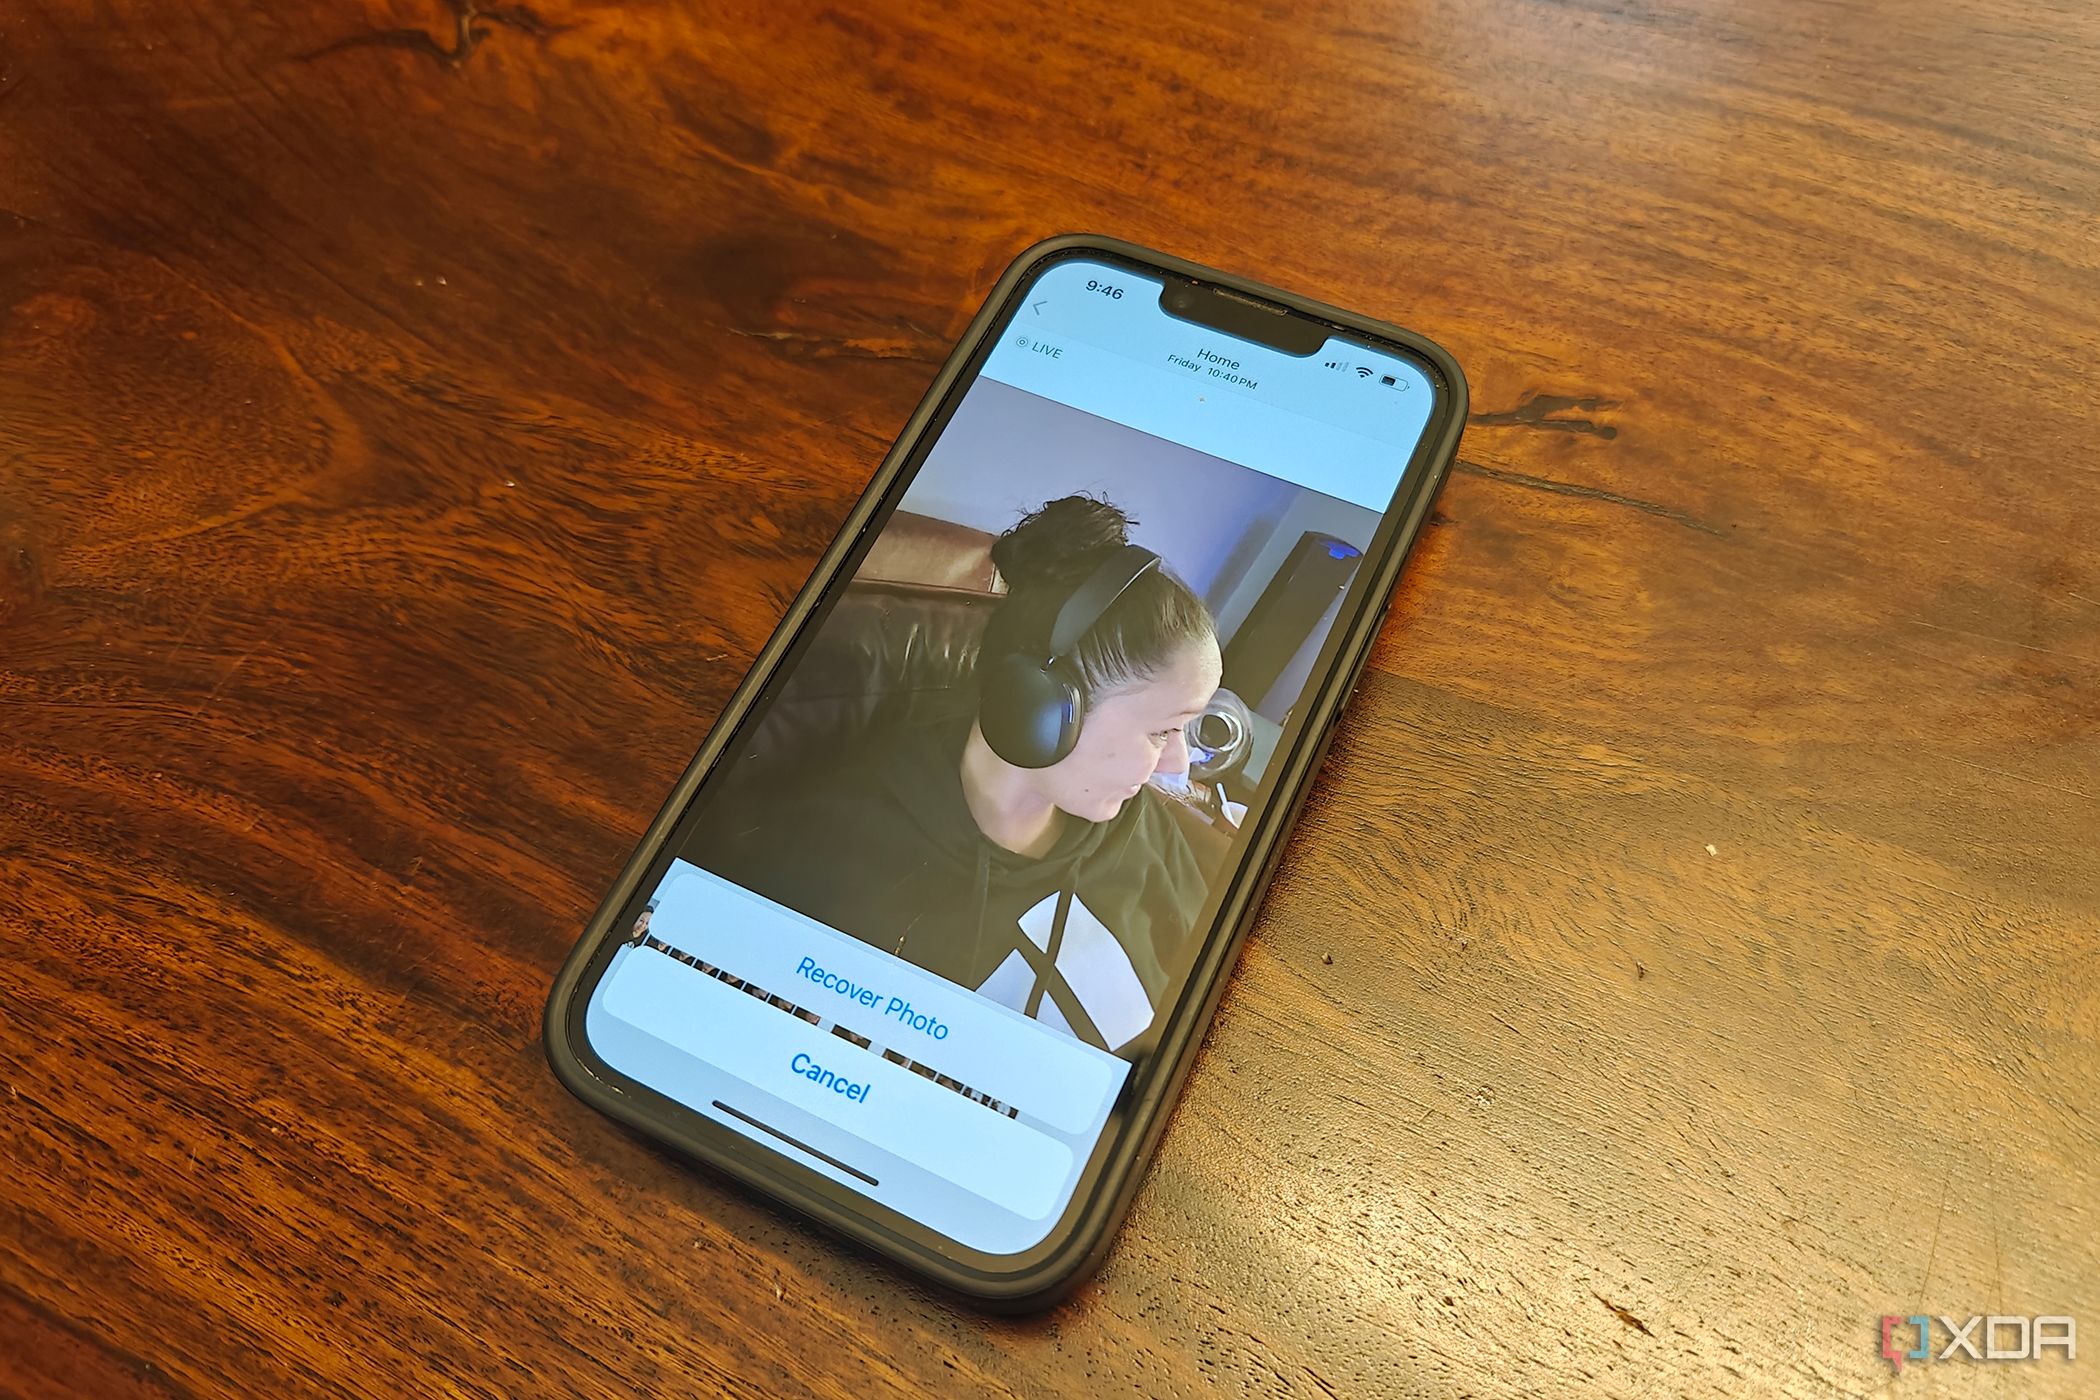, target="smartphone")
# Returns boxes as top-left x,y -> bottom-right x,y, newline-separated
543,235 -> 1466,1308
